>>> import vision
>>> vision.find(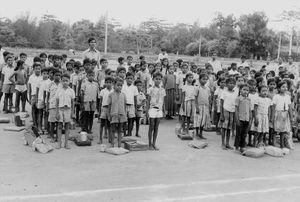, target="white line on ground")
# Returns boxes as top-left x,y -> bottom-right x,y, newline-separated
1,173 -> 300,201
